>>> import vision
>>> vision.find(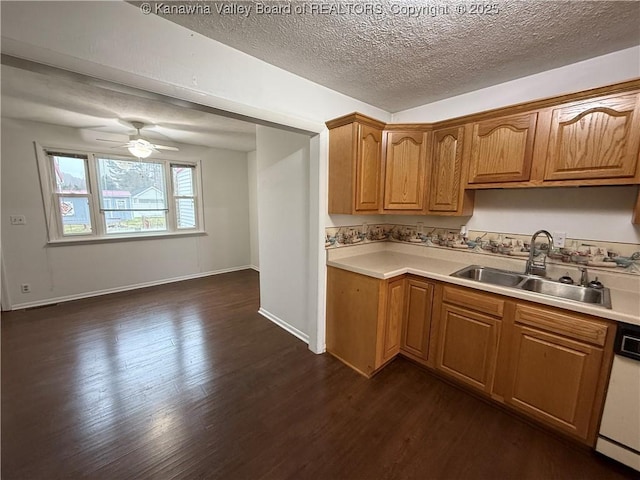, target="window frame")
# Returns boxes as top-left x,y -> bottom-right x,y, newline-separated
35,143 -> 205,243
171,163 -> 199,230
